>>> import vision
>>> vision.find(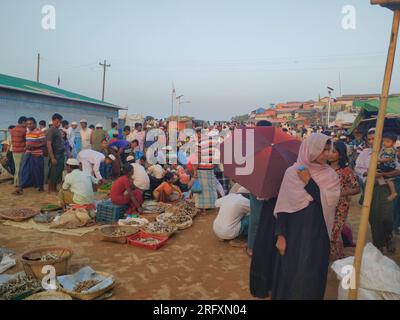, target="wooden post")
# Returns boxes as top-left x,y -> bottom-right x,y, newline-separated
348,9 -> 400,300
